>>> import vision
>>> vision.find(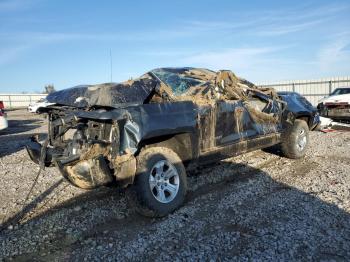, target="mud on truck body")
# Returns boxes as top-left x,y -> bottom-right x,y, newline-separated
26,68 -> 320,217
